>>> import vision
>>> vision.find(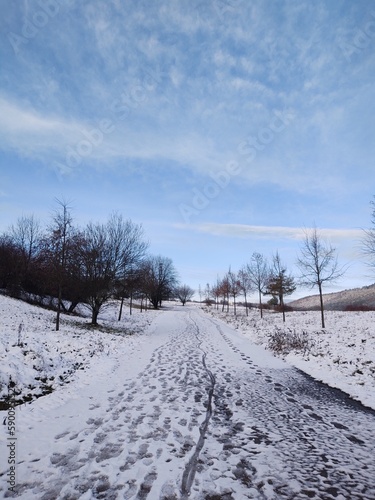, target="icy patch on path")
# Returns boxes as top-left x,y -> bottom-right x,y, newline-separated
205,306 -> 375,410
